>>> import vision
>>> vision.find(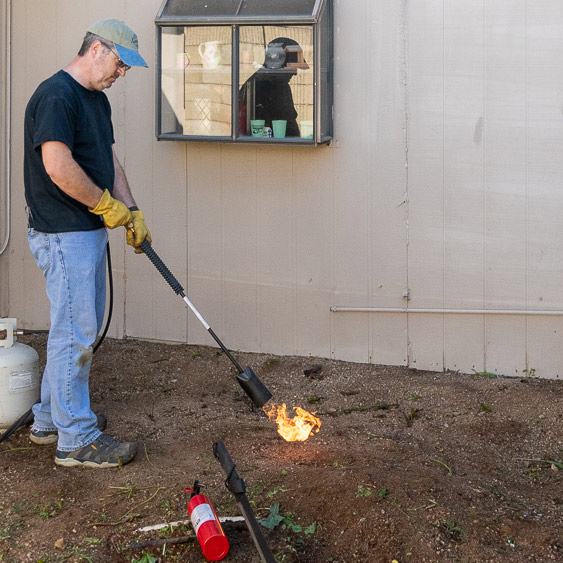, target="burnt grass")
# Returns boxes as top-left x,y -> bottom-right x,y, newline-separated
0,334 -> 562,562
